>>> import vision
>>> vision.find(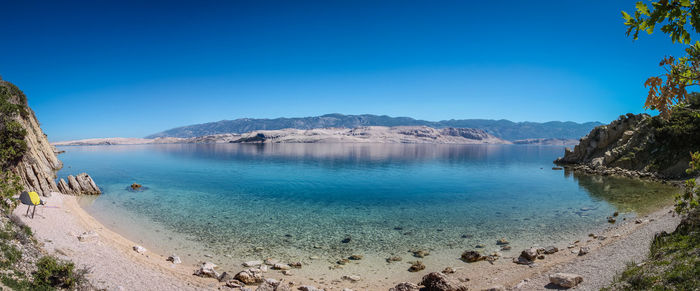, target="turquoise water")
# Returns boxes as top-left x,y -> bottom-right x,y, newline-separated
56,143 -> 675,272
